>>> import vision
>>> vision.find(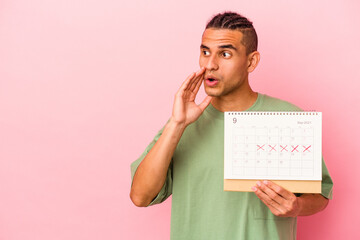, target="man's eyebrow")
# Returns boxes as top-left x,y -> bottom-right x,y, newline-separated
219,44 -> 237,51
200,44 -> 237,51
200,44 -> 209,49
